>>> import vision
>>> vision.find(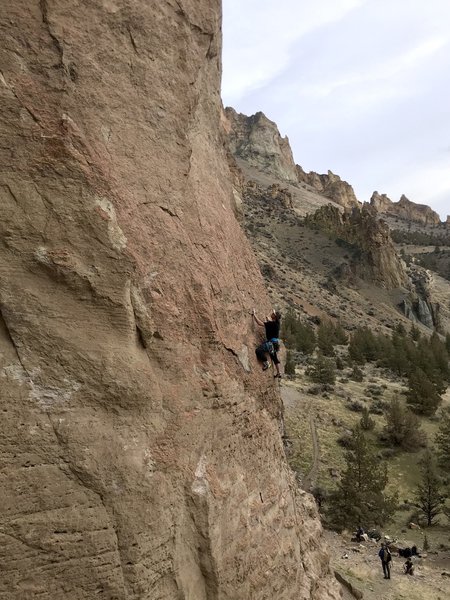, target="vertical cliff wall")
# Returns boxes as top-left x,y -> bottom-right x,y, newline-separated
0,2 -> 339,599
